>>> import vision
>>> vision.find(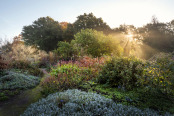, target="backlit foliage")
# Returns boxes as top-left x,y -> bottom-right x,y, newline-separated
4,42 -> 48,63
72,29 -> 123,57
